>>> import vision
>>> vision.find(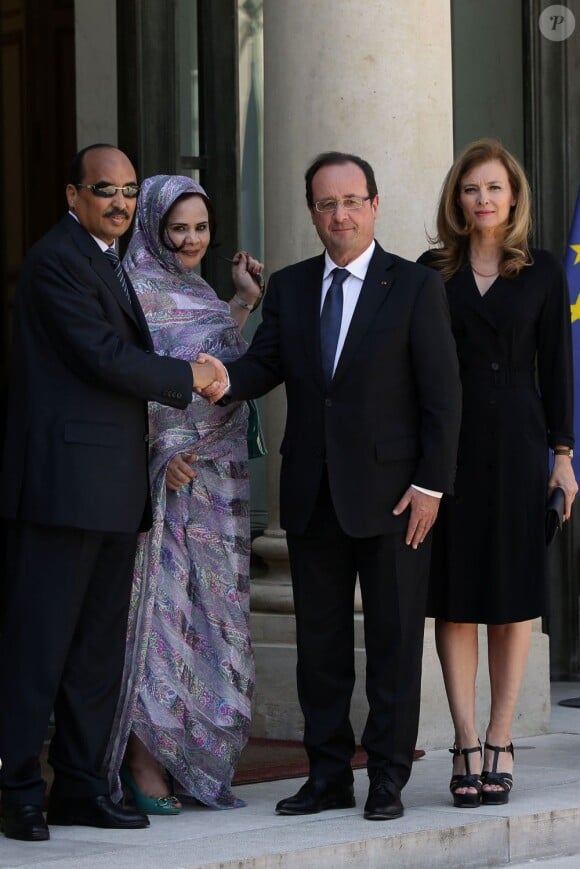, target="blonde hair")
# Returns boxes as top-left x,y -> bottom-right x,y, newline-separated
430,138 -> 532,281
